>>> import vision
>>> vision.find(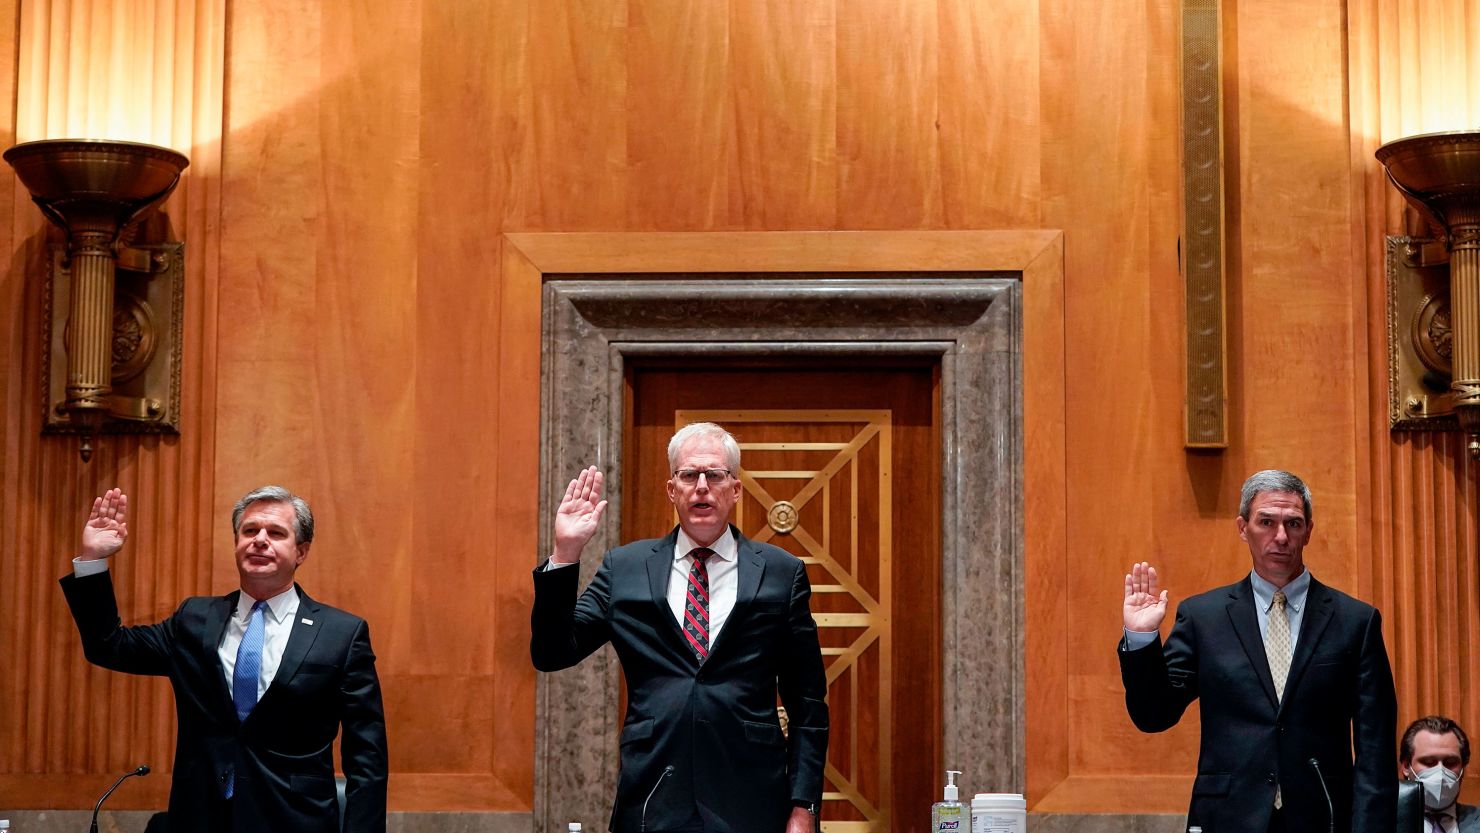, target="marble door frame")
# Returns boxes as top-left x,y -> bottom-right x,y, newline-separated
507,231 -> 1066,832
